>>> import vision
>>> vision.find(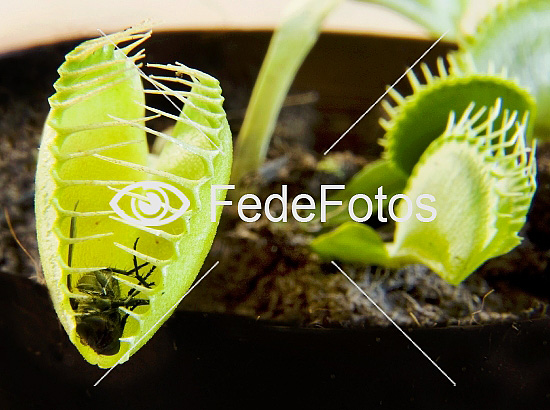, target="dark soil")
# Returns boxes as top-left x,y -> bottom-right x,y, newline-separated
1,32 -> 548,334
181,140 -> 550,327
